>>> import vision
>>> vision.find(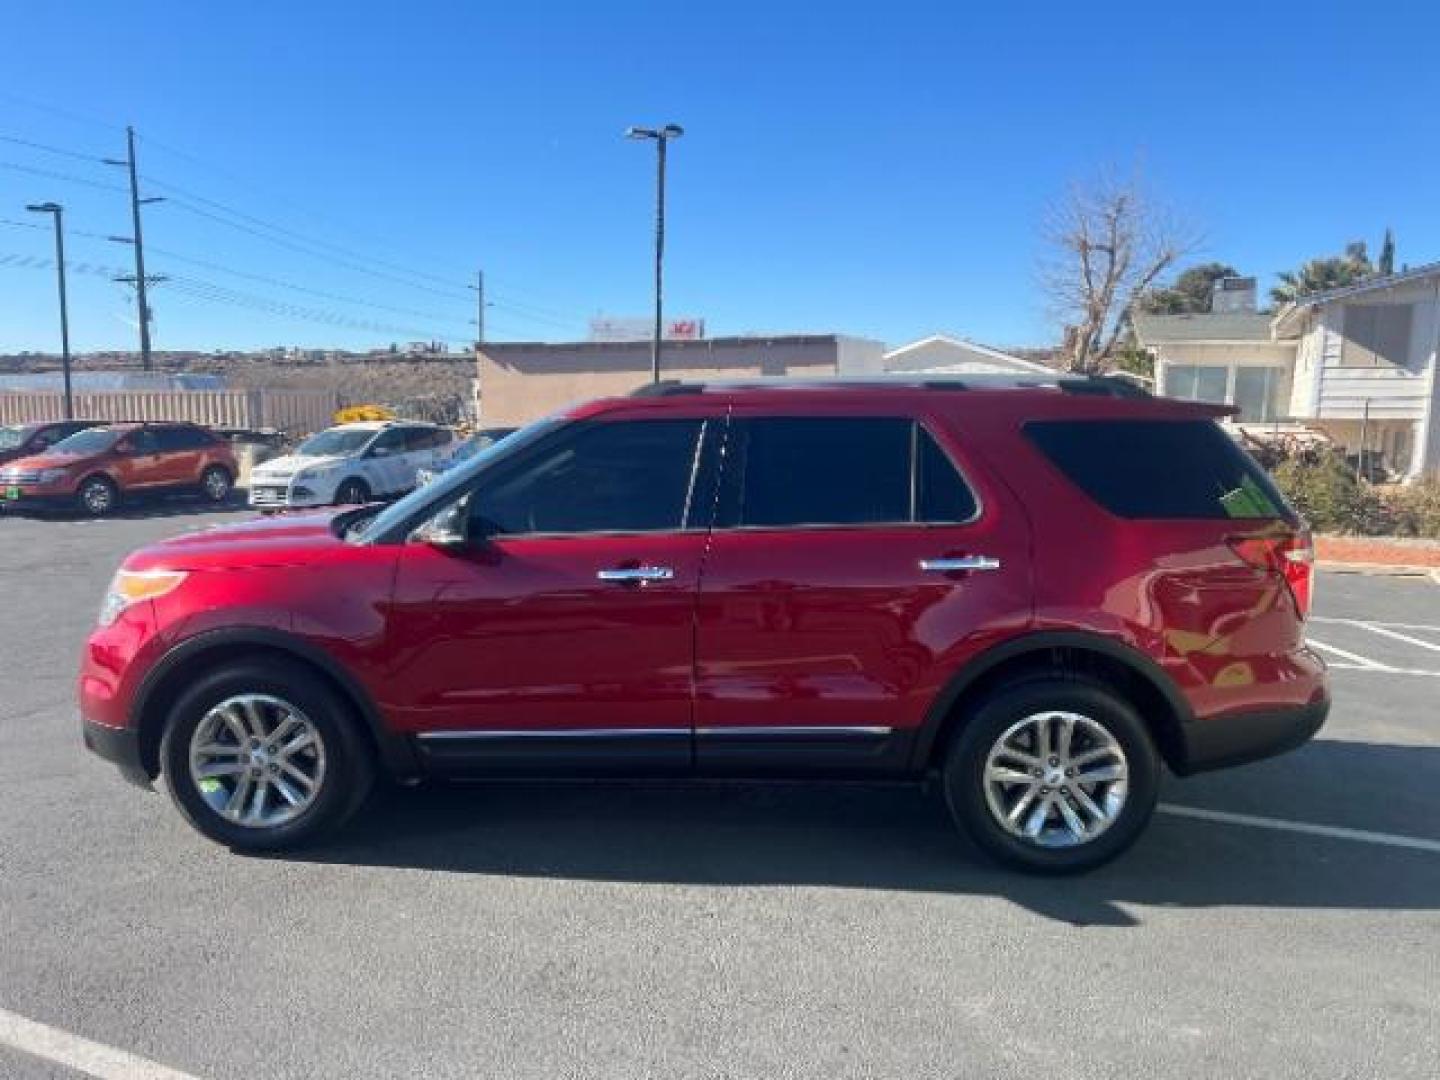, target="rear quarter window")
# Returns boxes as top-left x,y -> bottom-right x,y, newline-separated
1025,419 -> 1295,521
